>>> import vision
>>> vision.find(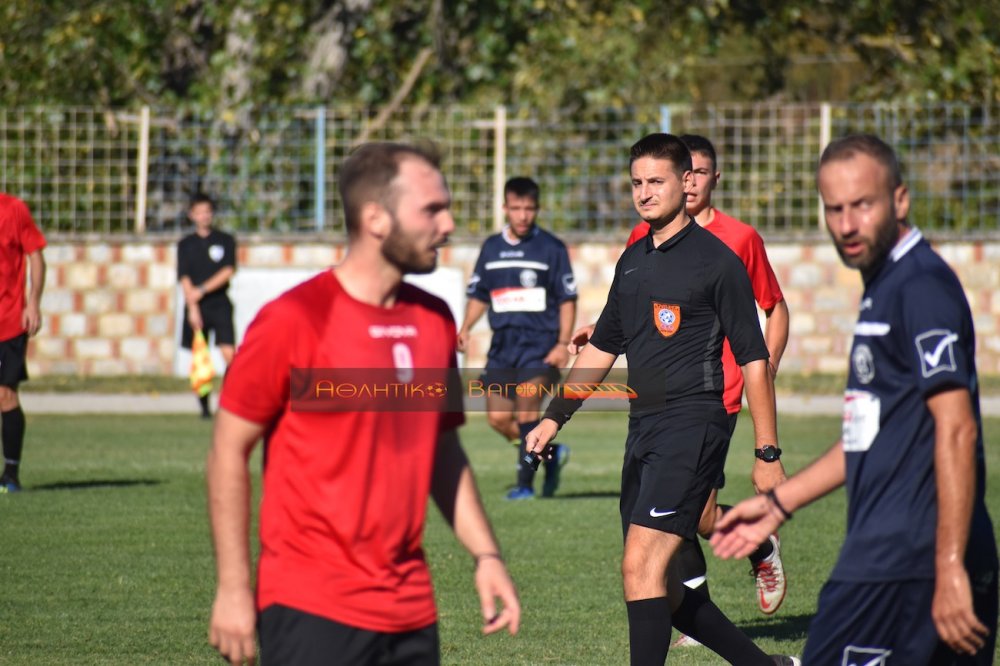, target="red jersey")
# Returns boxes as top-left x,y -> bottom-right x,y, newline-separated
220,270 -> 465,632
626,212 -> 782,413
0,194 -> 46,342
